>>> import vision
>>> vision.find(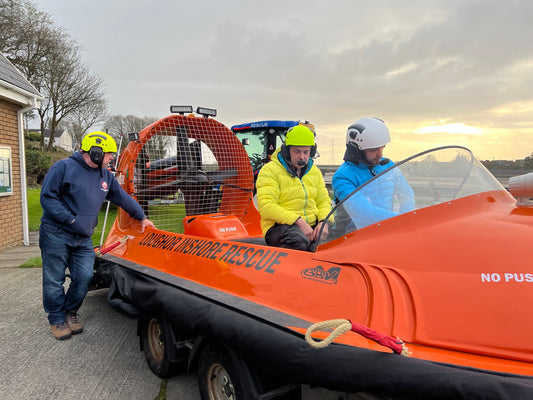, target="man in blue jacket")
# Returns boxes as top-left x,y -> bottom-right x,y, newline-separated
40,131 -> 154,340
332,118 -> 414,230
